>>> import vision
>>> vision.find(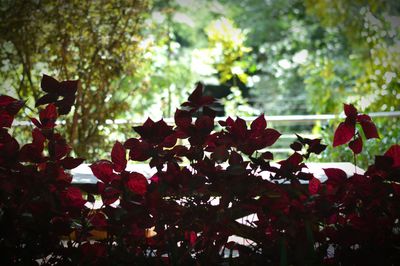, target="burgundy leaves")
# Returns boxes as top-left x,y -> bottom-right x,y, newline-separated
3,76 -> 399,265
125,172 -> 147,196
90,160 -> 118,184
181,82 -> 214,111
29,104 -> 59,132
0,95 -> 24,128
291,134 -> 327,159
36,74 -> 79,115
133,118 -> 175,146
218,115 -> 281,155
333,122 -> 355,147
0,75 -> 89,264
111,141 -> 127,172
333,104 -> 379,154
61,186 -> 87,208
